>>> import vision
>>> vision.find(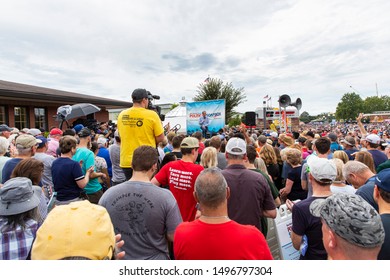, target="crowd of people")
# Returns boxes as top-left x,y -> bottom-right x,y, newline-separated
0,92 -> 390,260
